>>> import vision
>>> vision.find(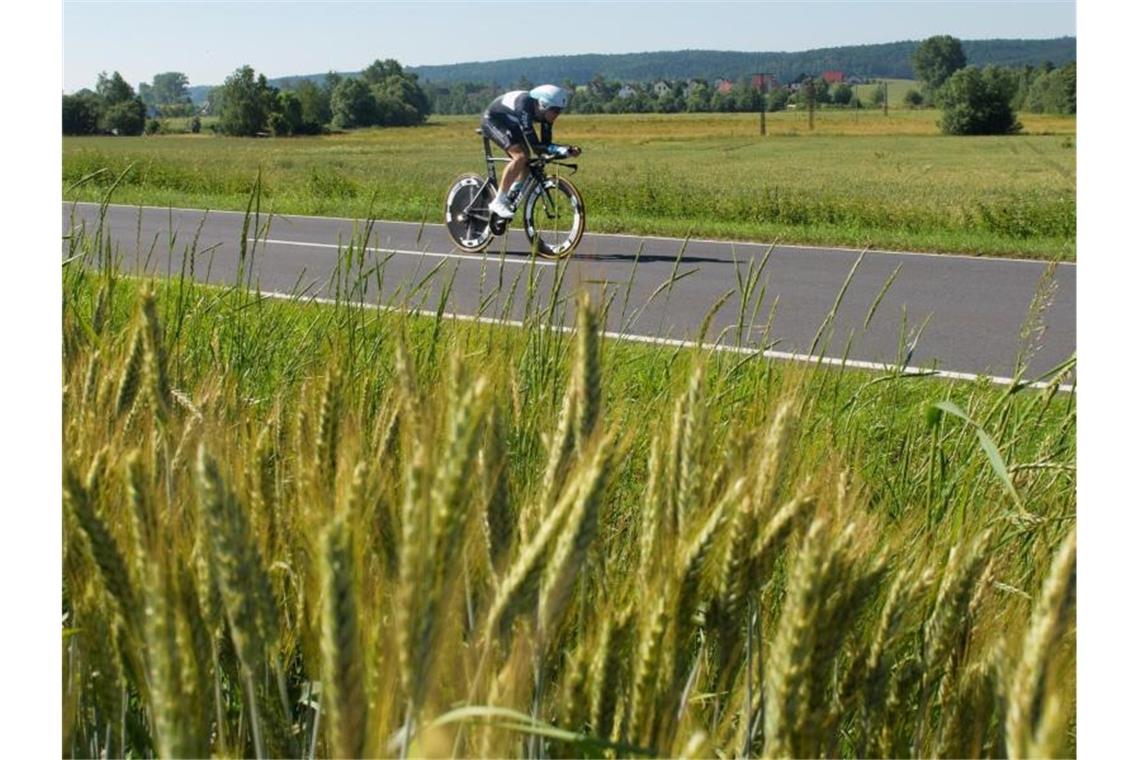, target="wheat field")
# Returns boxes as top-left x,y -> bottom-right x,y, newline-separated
61,204 -> 1075,758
